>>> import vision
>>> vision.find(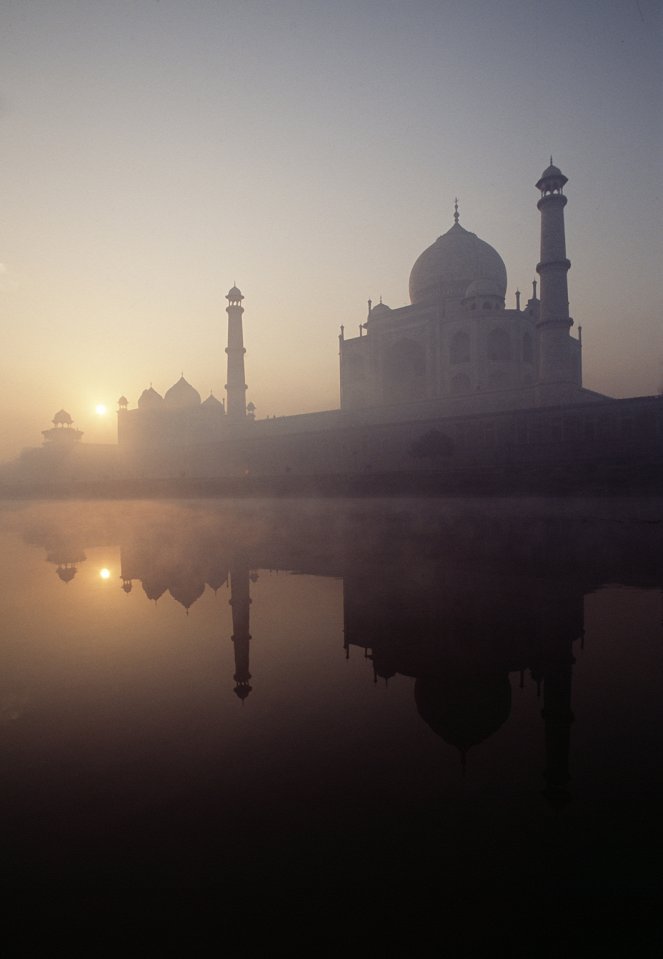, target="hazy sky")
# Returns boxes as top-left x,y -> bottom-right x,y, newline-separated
1,0 -> 661,455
